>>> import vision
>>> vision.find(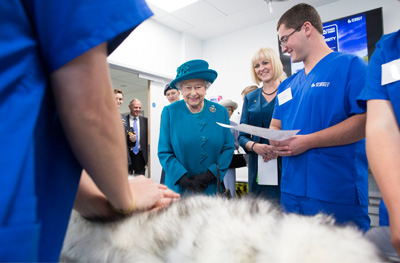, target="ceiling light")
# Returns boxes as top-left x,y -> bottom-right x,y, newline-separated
147,0 -> 198,13
263,0 -> 288,14
264,0 -> 273,13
